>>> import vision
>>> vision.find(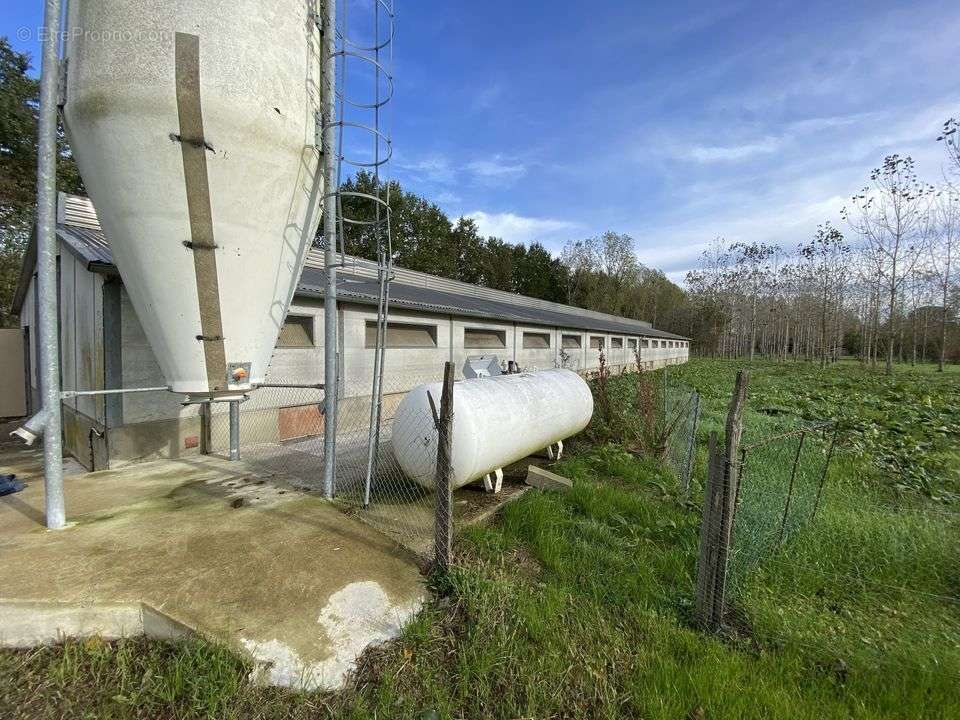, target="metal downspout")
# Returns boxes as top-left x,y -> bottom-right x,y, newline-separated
36,0 -> 66,529
321,0 -> 338,499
